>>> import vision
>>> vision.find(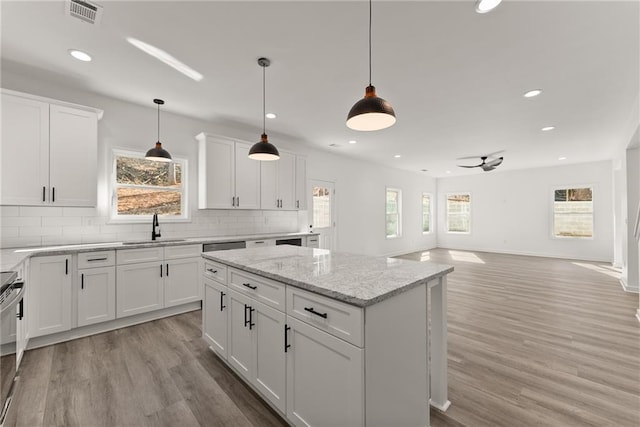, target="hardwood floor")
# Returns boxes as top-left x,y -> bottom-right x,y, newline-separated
5,248 -> 639,426
396,249 -> 640,427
